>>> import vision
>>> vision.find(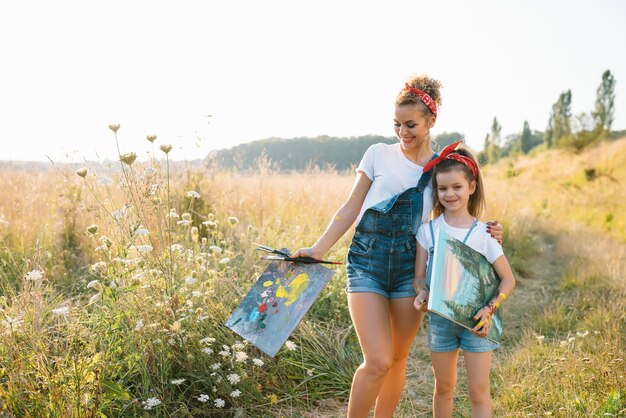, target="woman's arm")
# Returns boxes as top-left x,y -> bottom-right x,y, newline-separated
291,172 -> 372,259
472,255 -> 516,336
413,244 -> 429,311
